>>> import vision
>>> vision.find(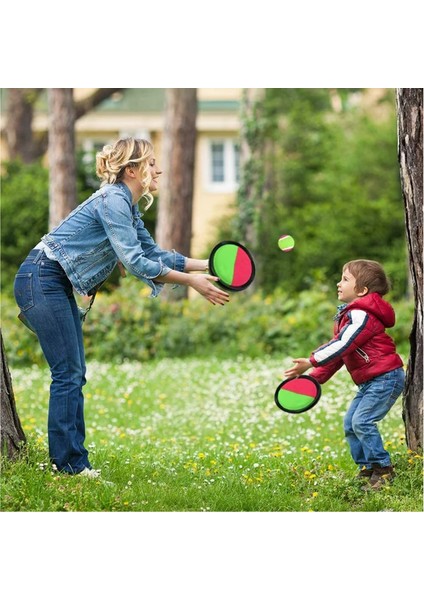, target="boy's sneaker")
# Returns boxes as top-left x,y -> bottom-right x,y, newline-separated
368,465 -> 395,490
